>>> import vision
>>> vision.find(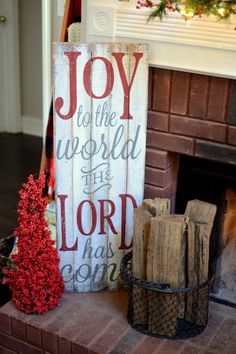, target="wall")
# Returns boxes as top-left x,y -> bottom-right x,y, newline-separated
51,0 -> 63,42
19,0 -> 65,137
42,0 -> 64,138
144,68 -> 236,209
19,0 -> 42,136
